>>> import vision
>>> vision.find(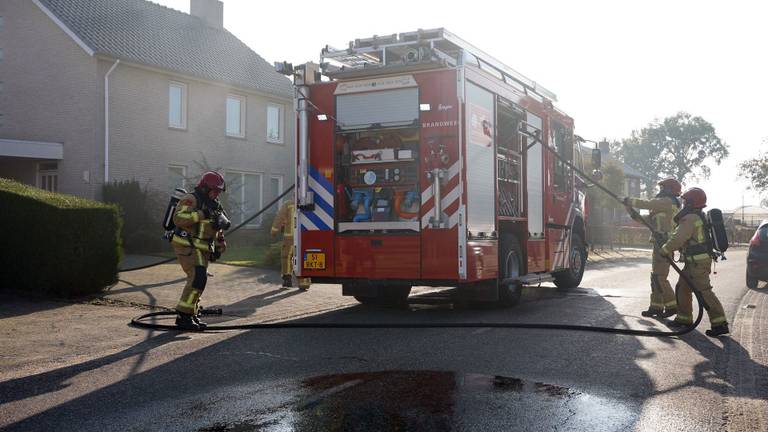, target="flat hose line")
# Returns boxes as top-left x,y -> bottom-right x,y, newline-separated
130,300 -> 704,337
